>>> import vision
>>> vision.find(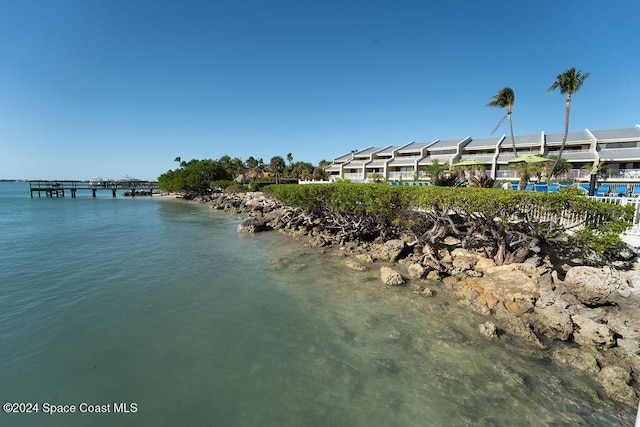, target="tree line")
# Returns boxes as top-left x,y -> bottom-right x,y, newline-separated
158,154 -> 331,192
